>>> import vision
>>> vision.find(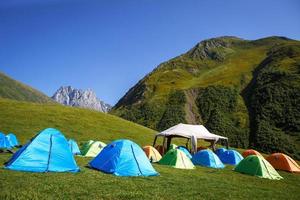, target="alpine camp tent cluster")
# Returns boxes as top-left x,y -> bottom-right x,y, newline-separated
81,140 -> 106,157
90,139 -> 159,176
5,128 -> 80,173
2,124 -> 299,179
